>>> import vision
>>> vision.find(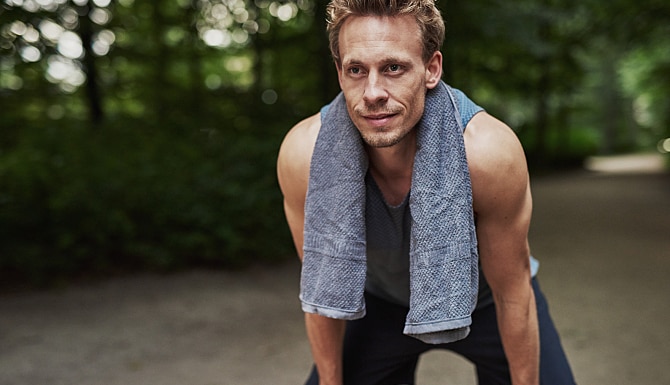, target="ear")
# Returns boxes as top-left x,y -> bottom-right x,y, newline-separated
425,51 -> 443,89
